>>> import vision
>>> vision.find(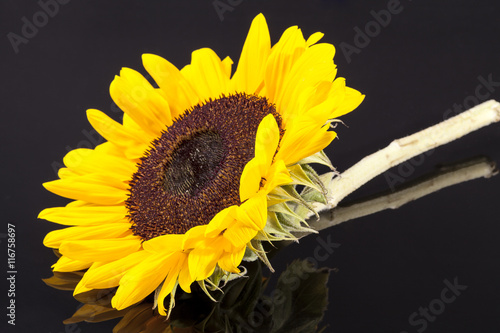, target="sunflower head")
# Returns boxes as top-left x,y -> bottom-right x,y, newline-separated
127,93 -> 283,240
39,13 -> 364,317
